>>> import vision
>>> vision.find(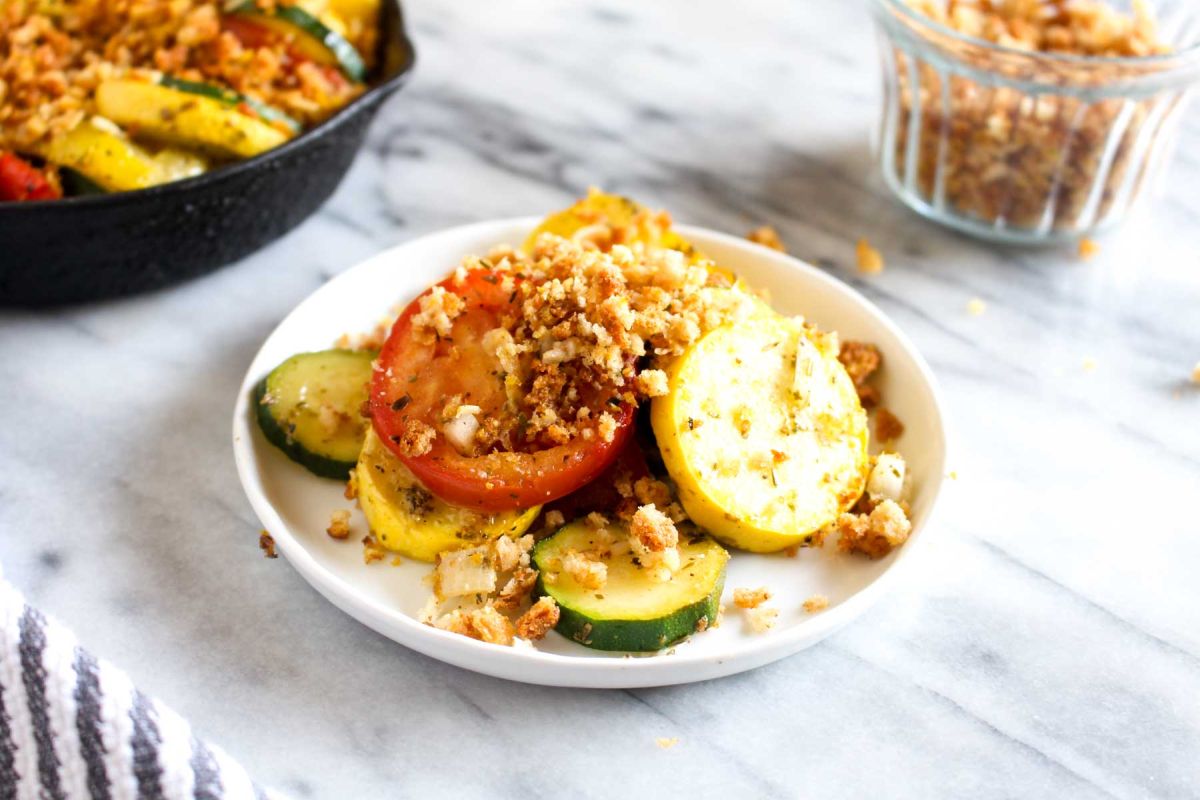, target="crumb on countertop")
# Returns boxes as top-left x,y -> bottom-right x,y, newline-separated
1078,238 -> 1100,261
326,509 -> 352,540
856,238 -> 884,274
747,226 -> 785,252
803,595 -> 829,613
655,737 -> 680,750
258,530 -> 277,559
